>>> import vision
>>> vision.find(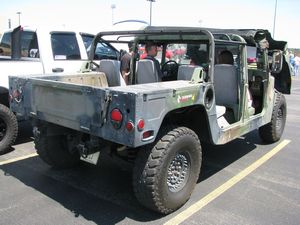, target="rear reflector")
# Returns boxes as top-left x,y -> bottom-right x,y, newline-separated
142,130 -> 154,140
